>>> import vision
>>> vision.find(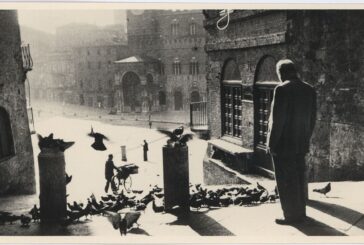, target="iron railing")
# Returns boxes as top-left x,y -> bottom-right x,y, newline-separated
190,101 -> 208,131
